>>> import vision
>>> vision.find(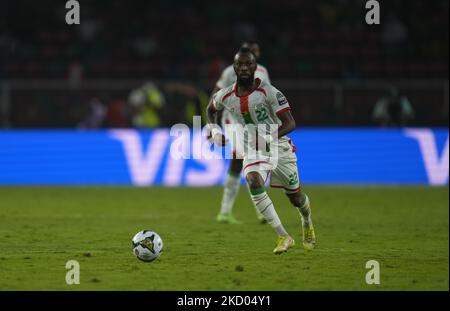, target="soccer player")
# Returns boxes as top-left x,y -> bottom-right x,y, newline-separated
212,42 -> 271,225
206,47 -> 316,254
